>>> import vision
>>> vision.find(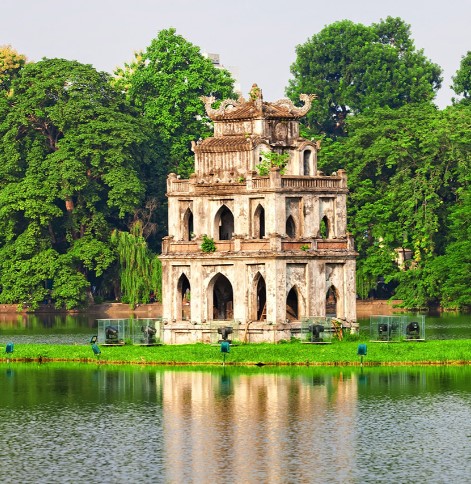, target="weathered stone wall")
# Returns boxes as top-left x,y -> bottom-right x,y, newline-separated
161,88 -> 357,343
